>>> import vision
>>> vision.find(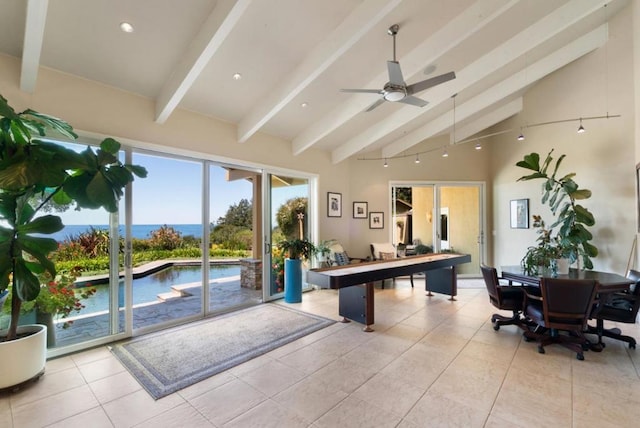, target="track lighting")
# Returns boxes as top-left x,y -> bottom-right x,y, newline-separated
577,118 -> 585,133
383,158 -> 388,167
474,142 -> 482,150
442,149 -> 448,158
414,154 -> 420,164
